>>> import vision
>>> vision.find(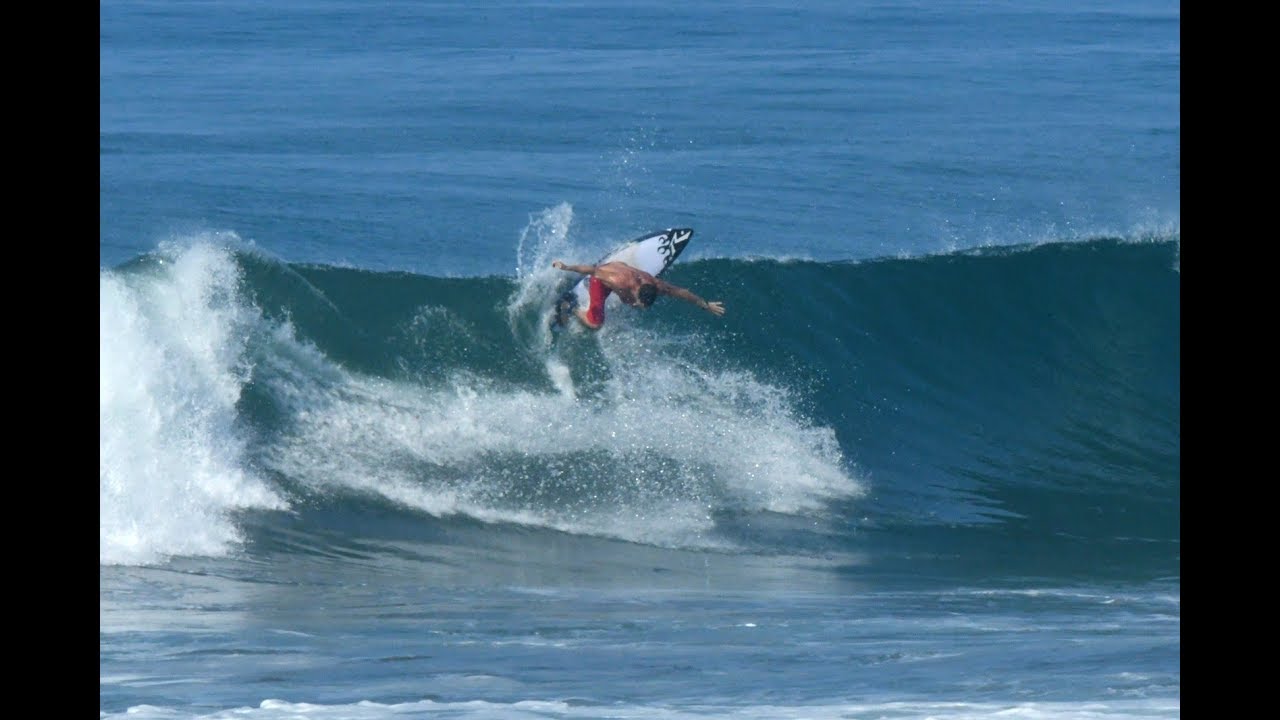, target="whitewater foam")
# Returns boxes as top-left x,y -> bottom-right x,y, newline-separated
100,237 -> 287,565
